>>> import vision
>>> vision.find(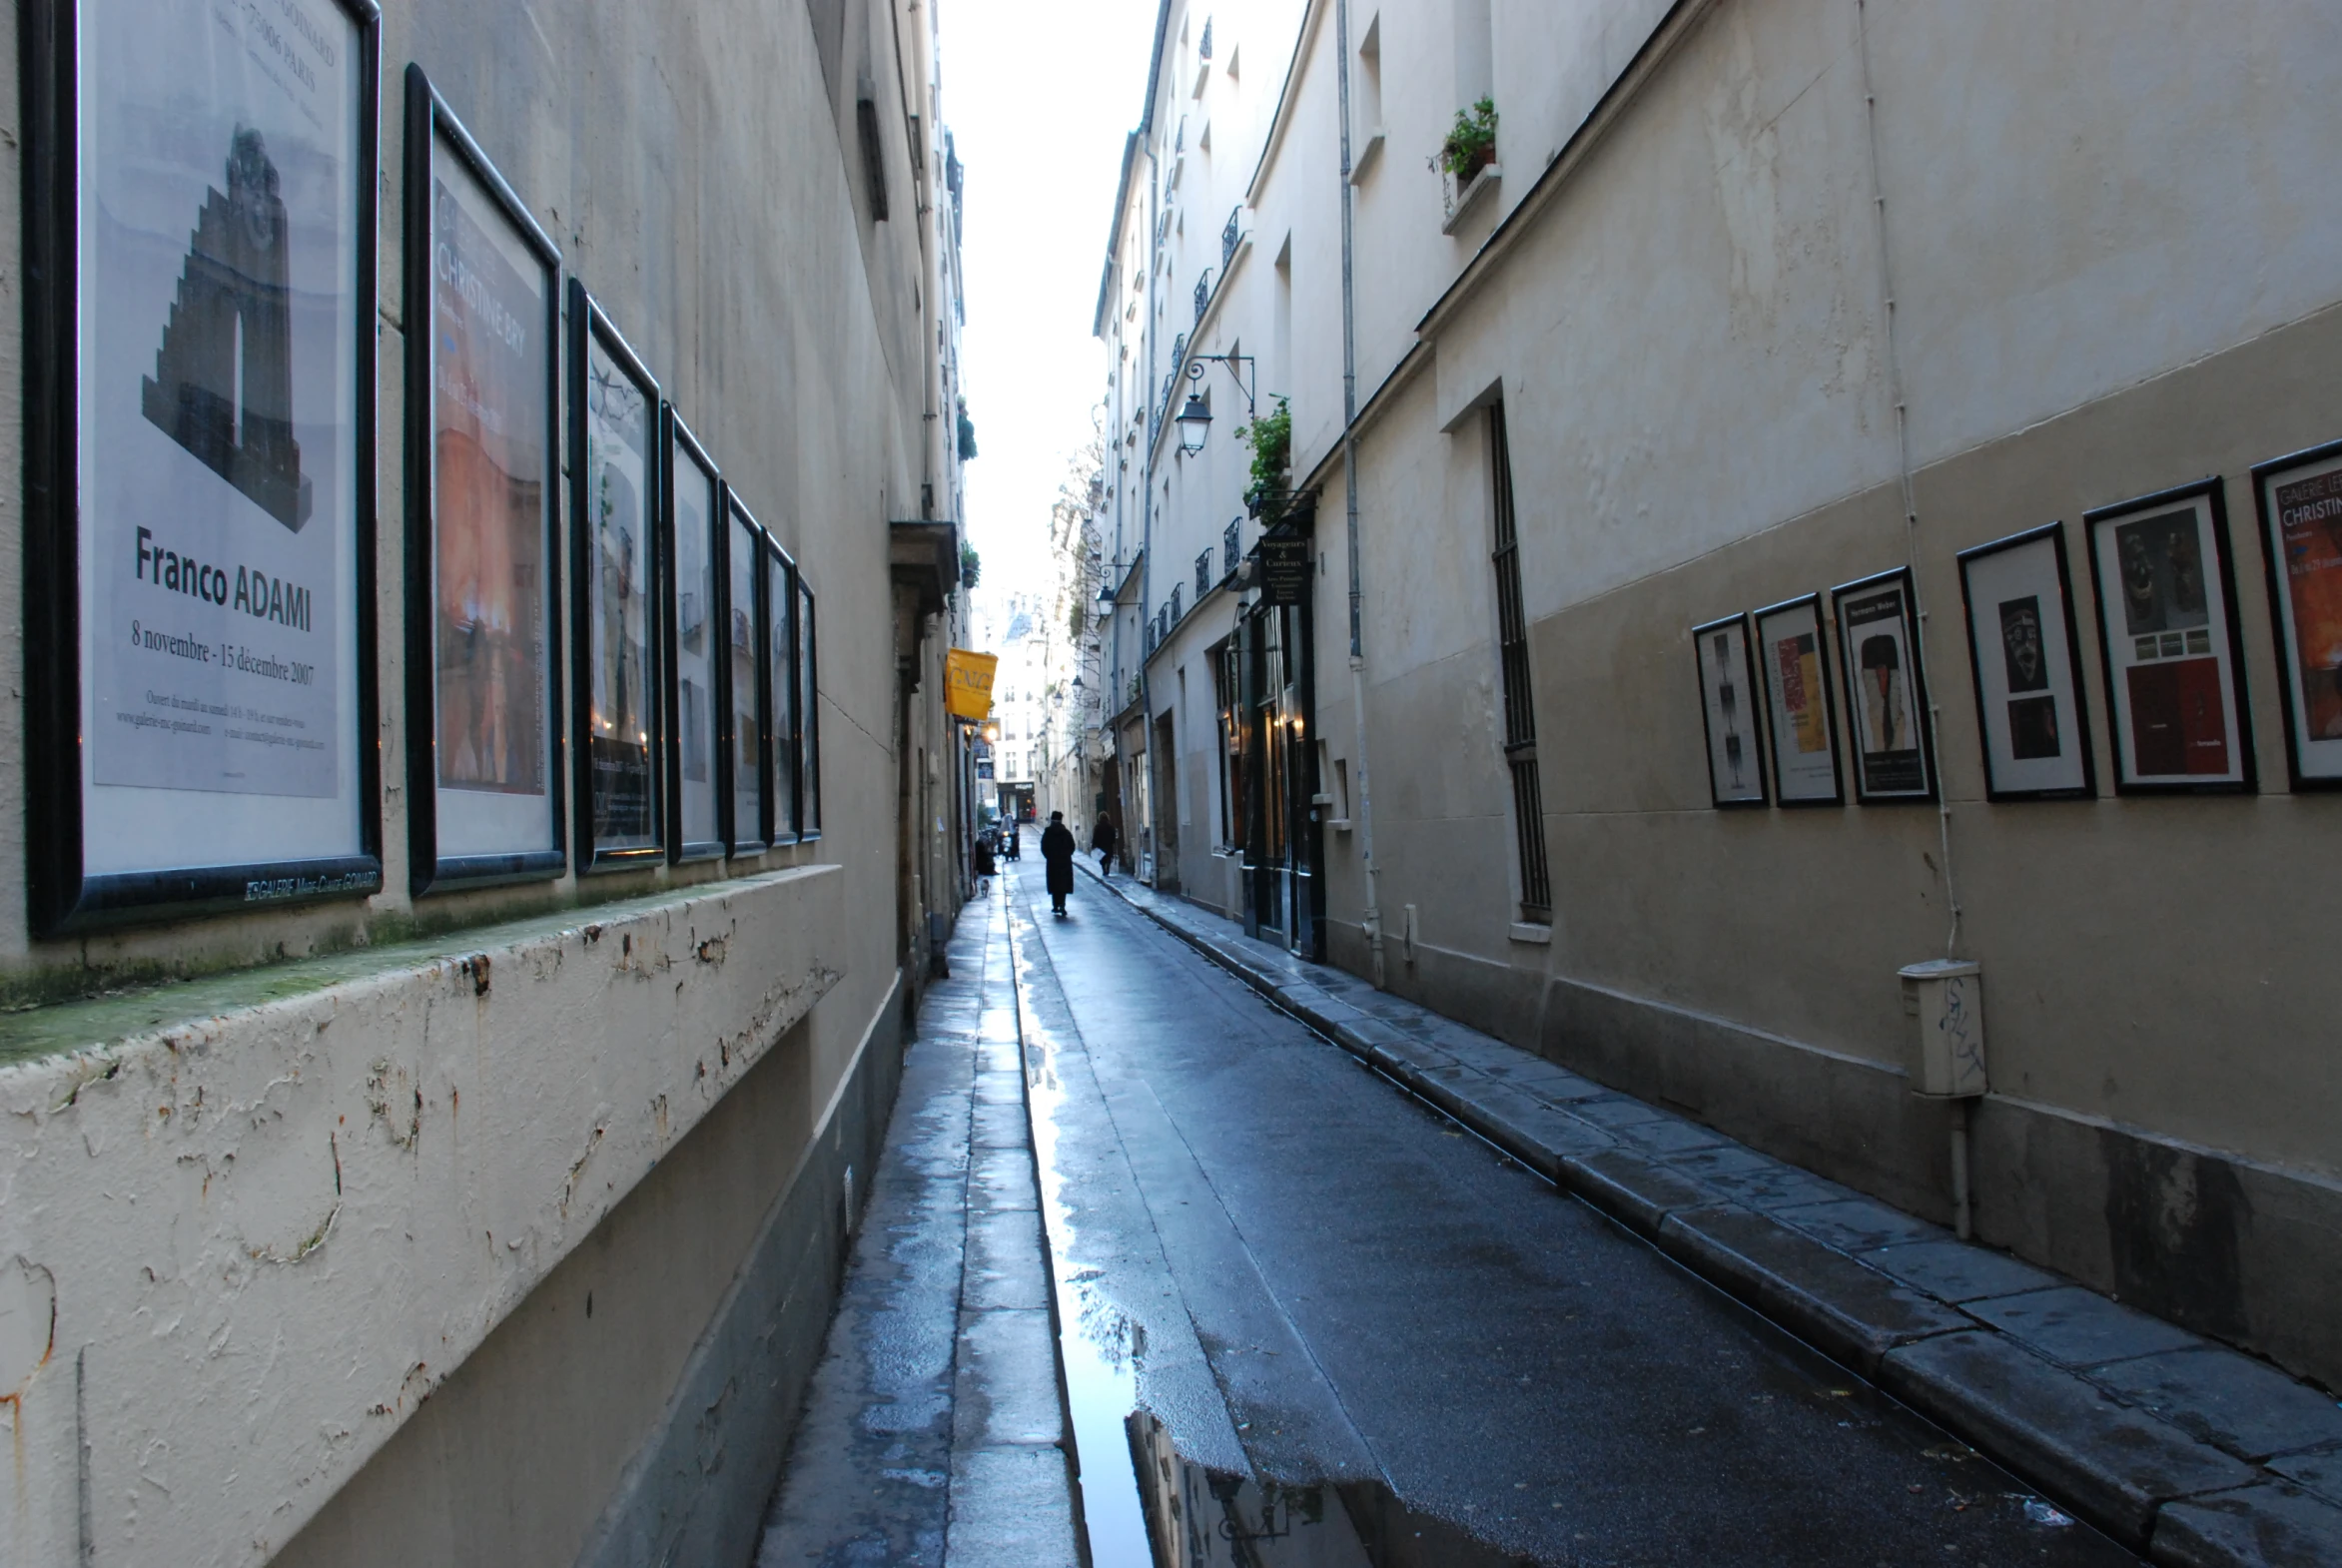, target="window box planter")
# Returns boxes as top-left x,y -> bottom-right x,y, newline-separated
1442,160 -> 1501,234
